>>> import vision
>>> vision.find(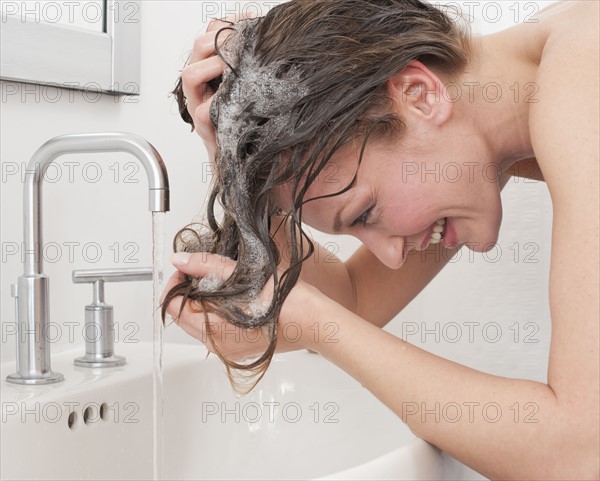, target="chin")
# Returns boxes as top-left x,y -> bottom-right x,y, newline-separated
466,239 -> 499,253
461,216 -> 502,253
